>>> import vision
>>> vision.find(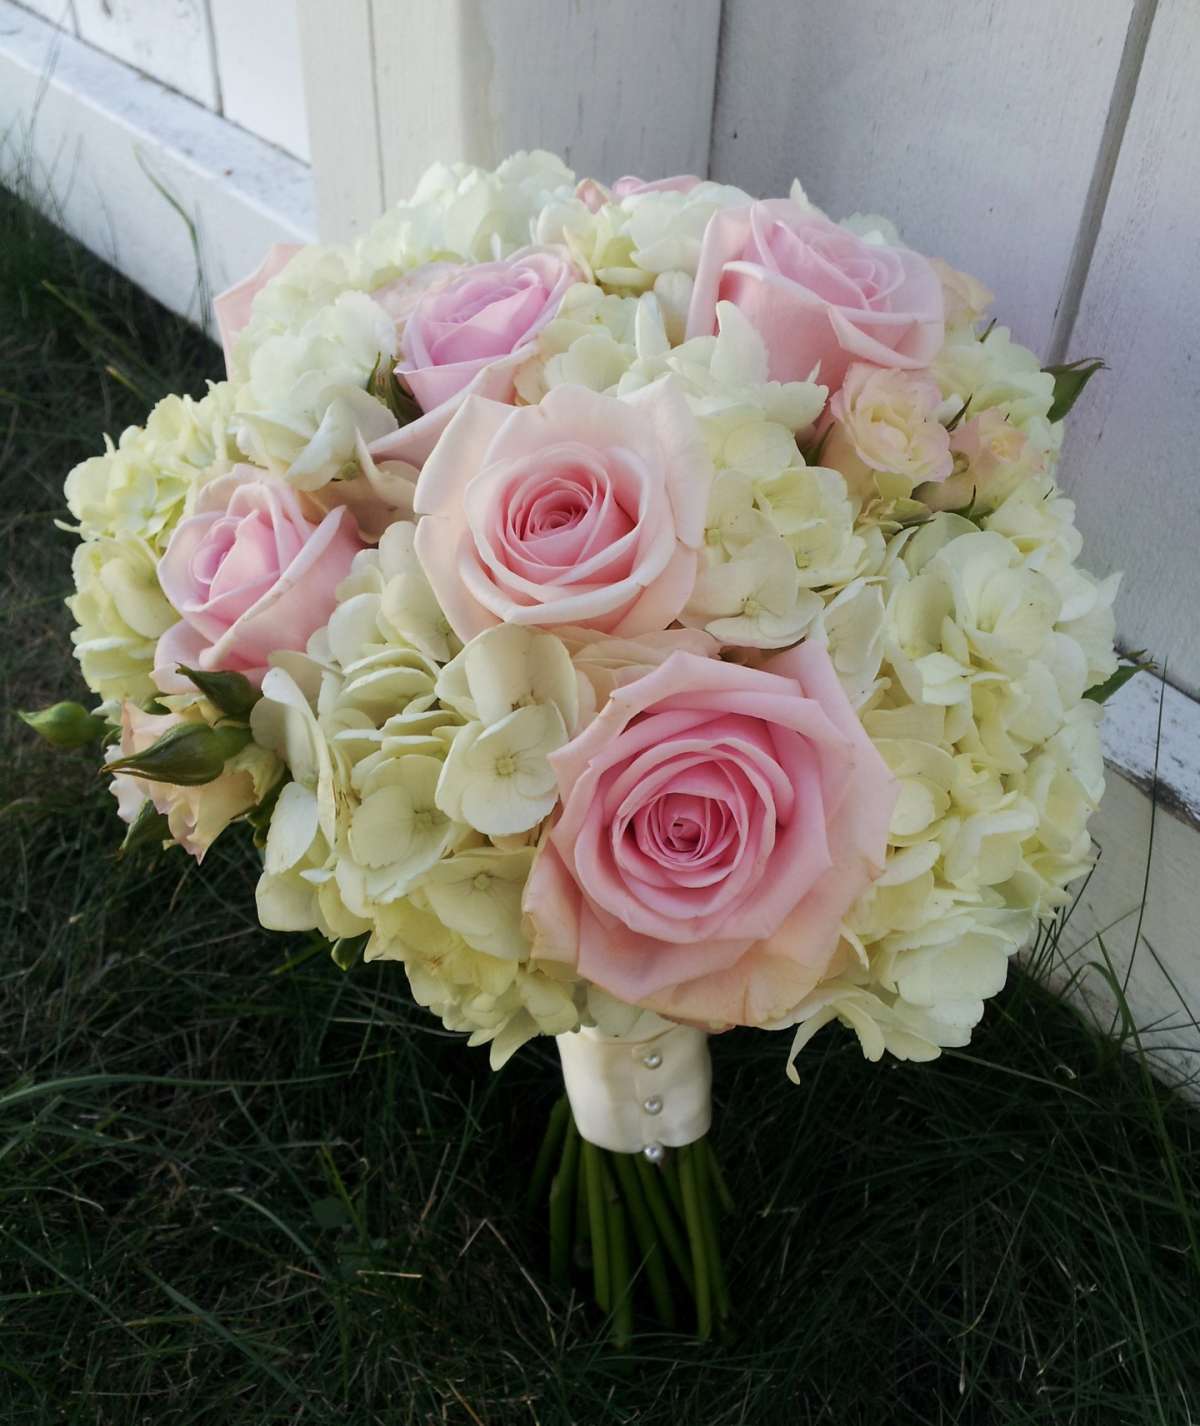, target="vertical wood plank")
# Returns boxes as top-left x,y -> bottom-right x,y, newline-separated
370,0 -> 722,207
710,0 -> 1136,356
73,0 -> 218,107
209,0 -> 310,162
1058,0 -> 1200,698
295,0 -> 382,239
